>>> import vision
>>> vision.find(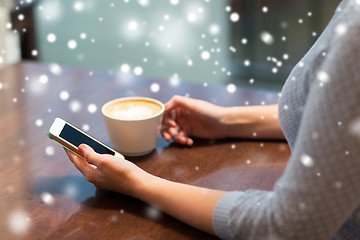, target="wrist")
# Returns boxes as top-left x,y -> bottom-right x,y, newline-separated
130,170 -> 161,200
221,107 -> 251,138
